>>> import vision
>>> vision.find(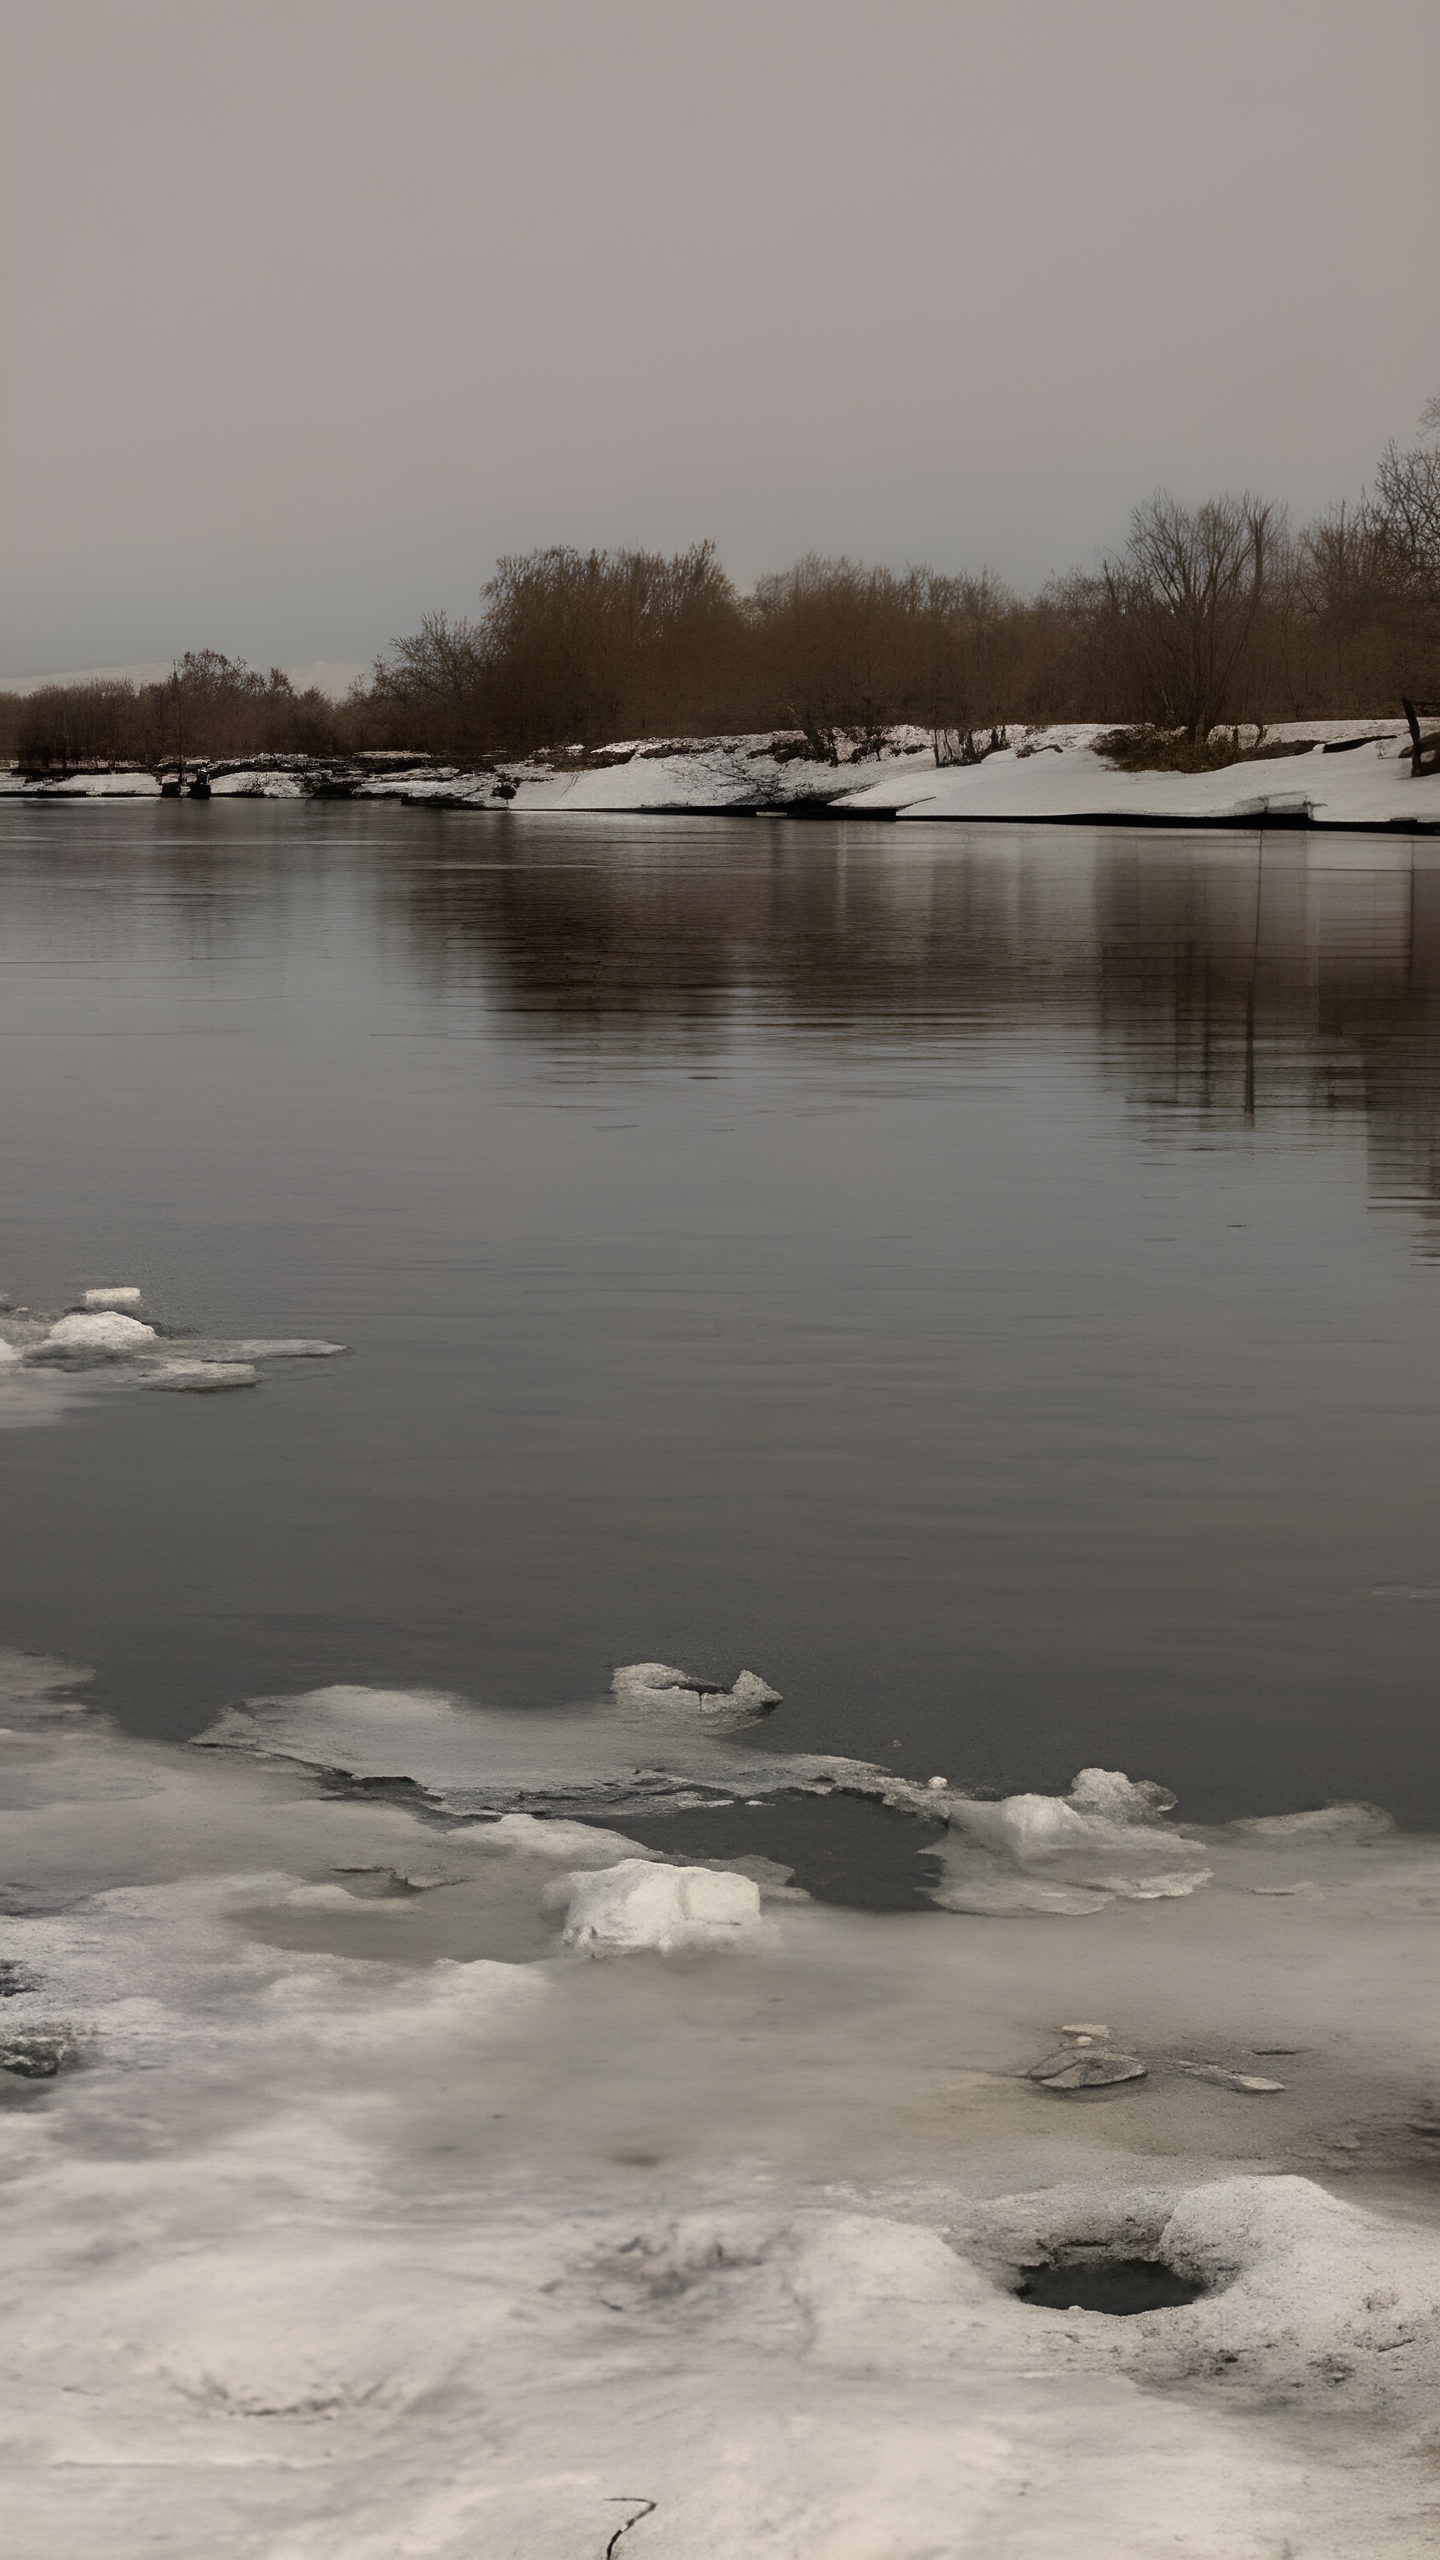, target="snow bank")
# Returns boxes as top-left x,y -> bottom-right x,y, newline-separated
207,769 -> 307,798
374,717 -> 1438,829
12,720 -> 1438,829
841,726 -> 1440,832
20,770 -> 162,798
555,1857 -> 762,1954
